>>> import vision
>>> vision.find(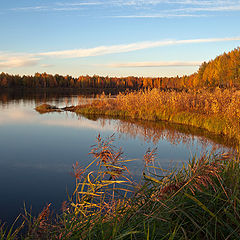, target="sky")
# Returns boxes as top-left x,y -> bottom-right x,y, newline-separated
0,0 -> 240,77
